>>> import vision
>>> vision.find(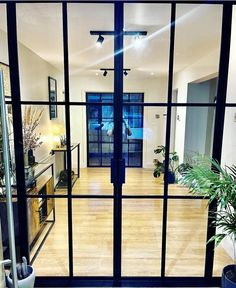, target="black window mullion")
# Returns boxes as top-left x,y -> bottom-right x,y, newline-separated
127,94 -> 130,166
62,2 -> 73,278
6,1 -> 30,260
141,94 -> 144,167
204,2 -> 233,278
86,94 -> 89,166
161,2 -> 176,278
113,1 -> 124,283
100,93 -> 103,166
